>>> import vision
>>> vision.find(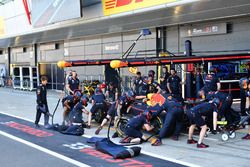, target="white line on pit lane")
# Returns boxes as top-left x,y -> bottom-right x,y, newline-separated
141,151 -> 201,167
0,131 -> 90,167
0,111 -> 201,167
81,134 -> 201,167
